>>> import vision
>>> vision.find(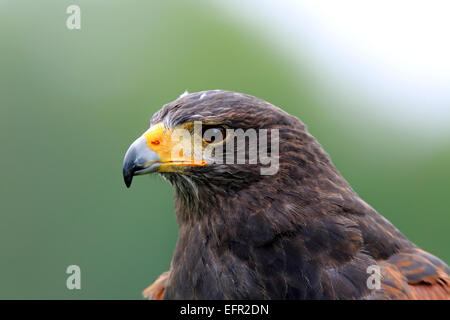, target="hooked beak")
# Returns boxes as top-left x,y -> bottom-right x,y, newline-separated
122,123 -> 206,188
122,135 -> 161,188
